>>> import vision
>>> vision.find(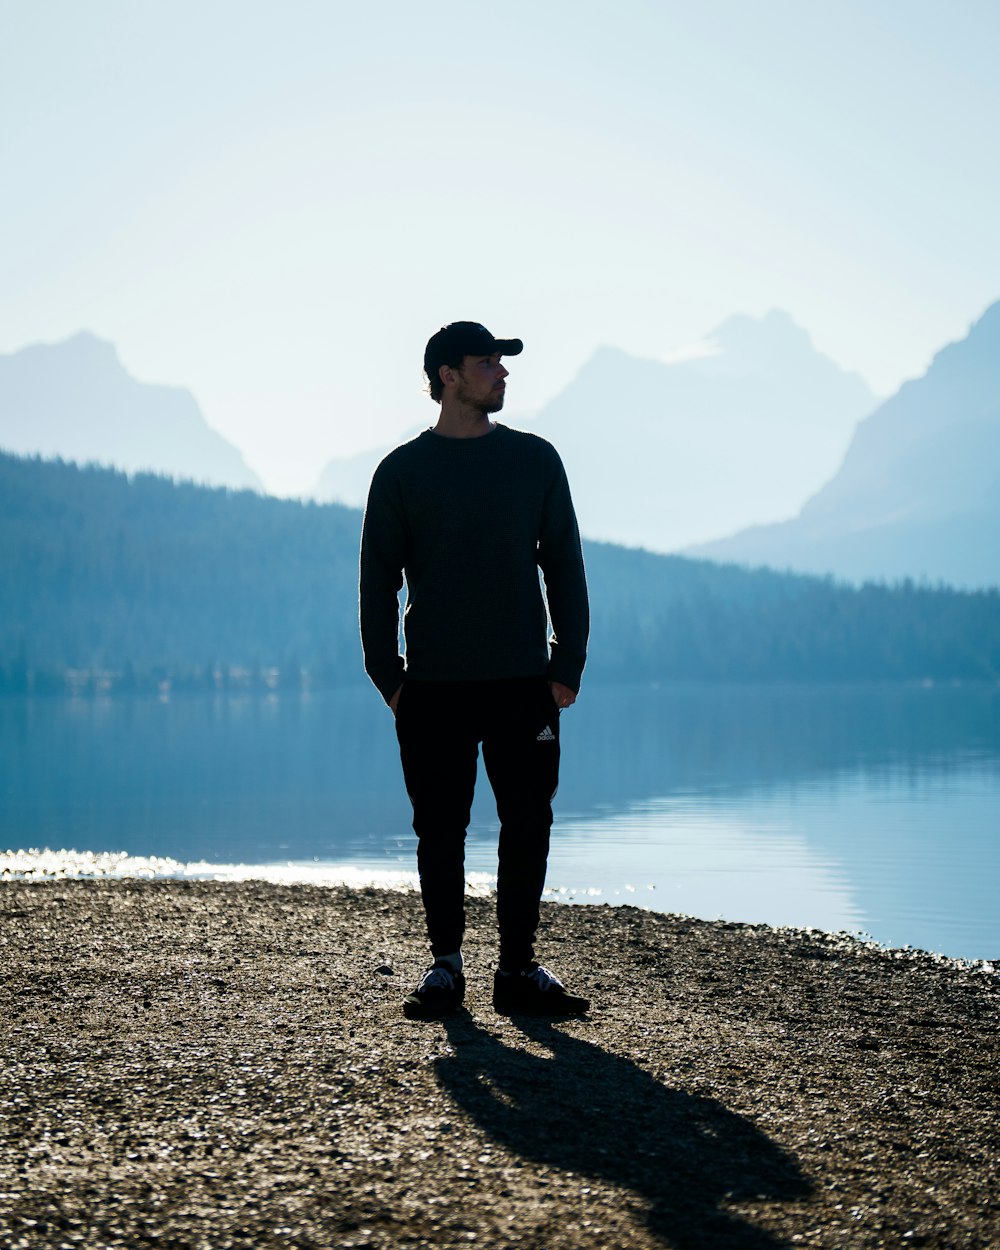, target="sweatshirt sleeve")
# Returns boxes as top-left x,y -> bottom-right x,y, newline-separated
359,460 -> 408,703
537,449 -> 589,692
